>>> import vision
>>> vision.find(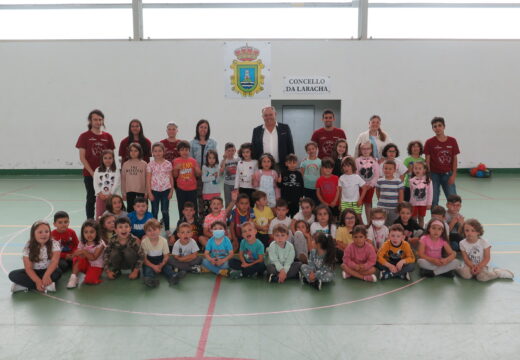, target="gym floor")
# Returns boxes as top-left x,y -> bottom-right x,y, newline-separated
0,174 -> 518,360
